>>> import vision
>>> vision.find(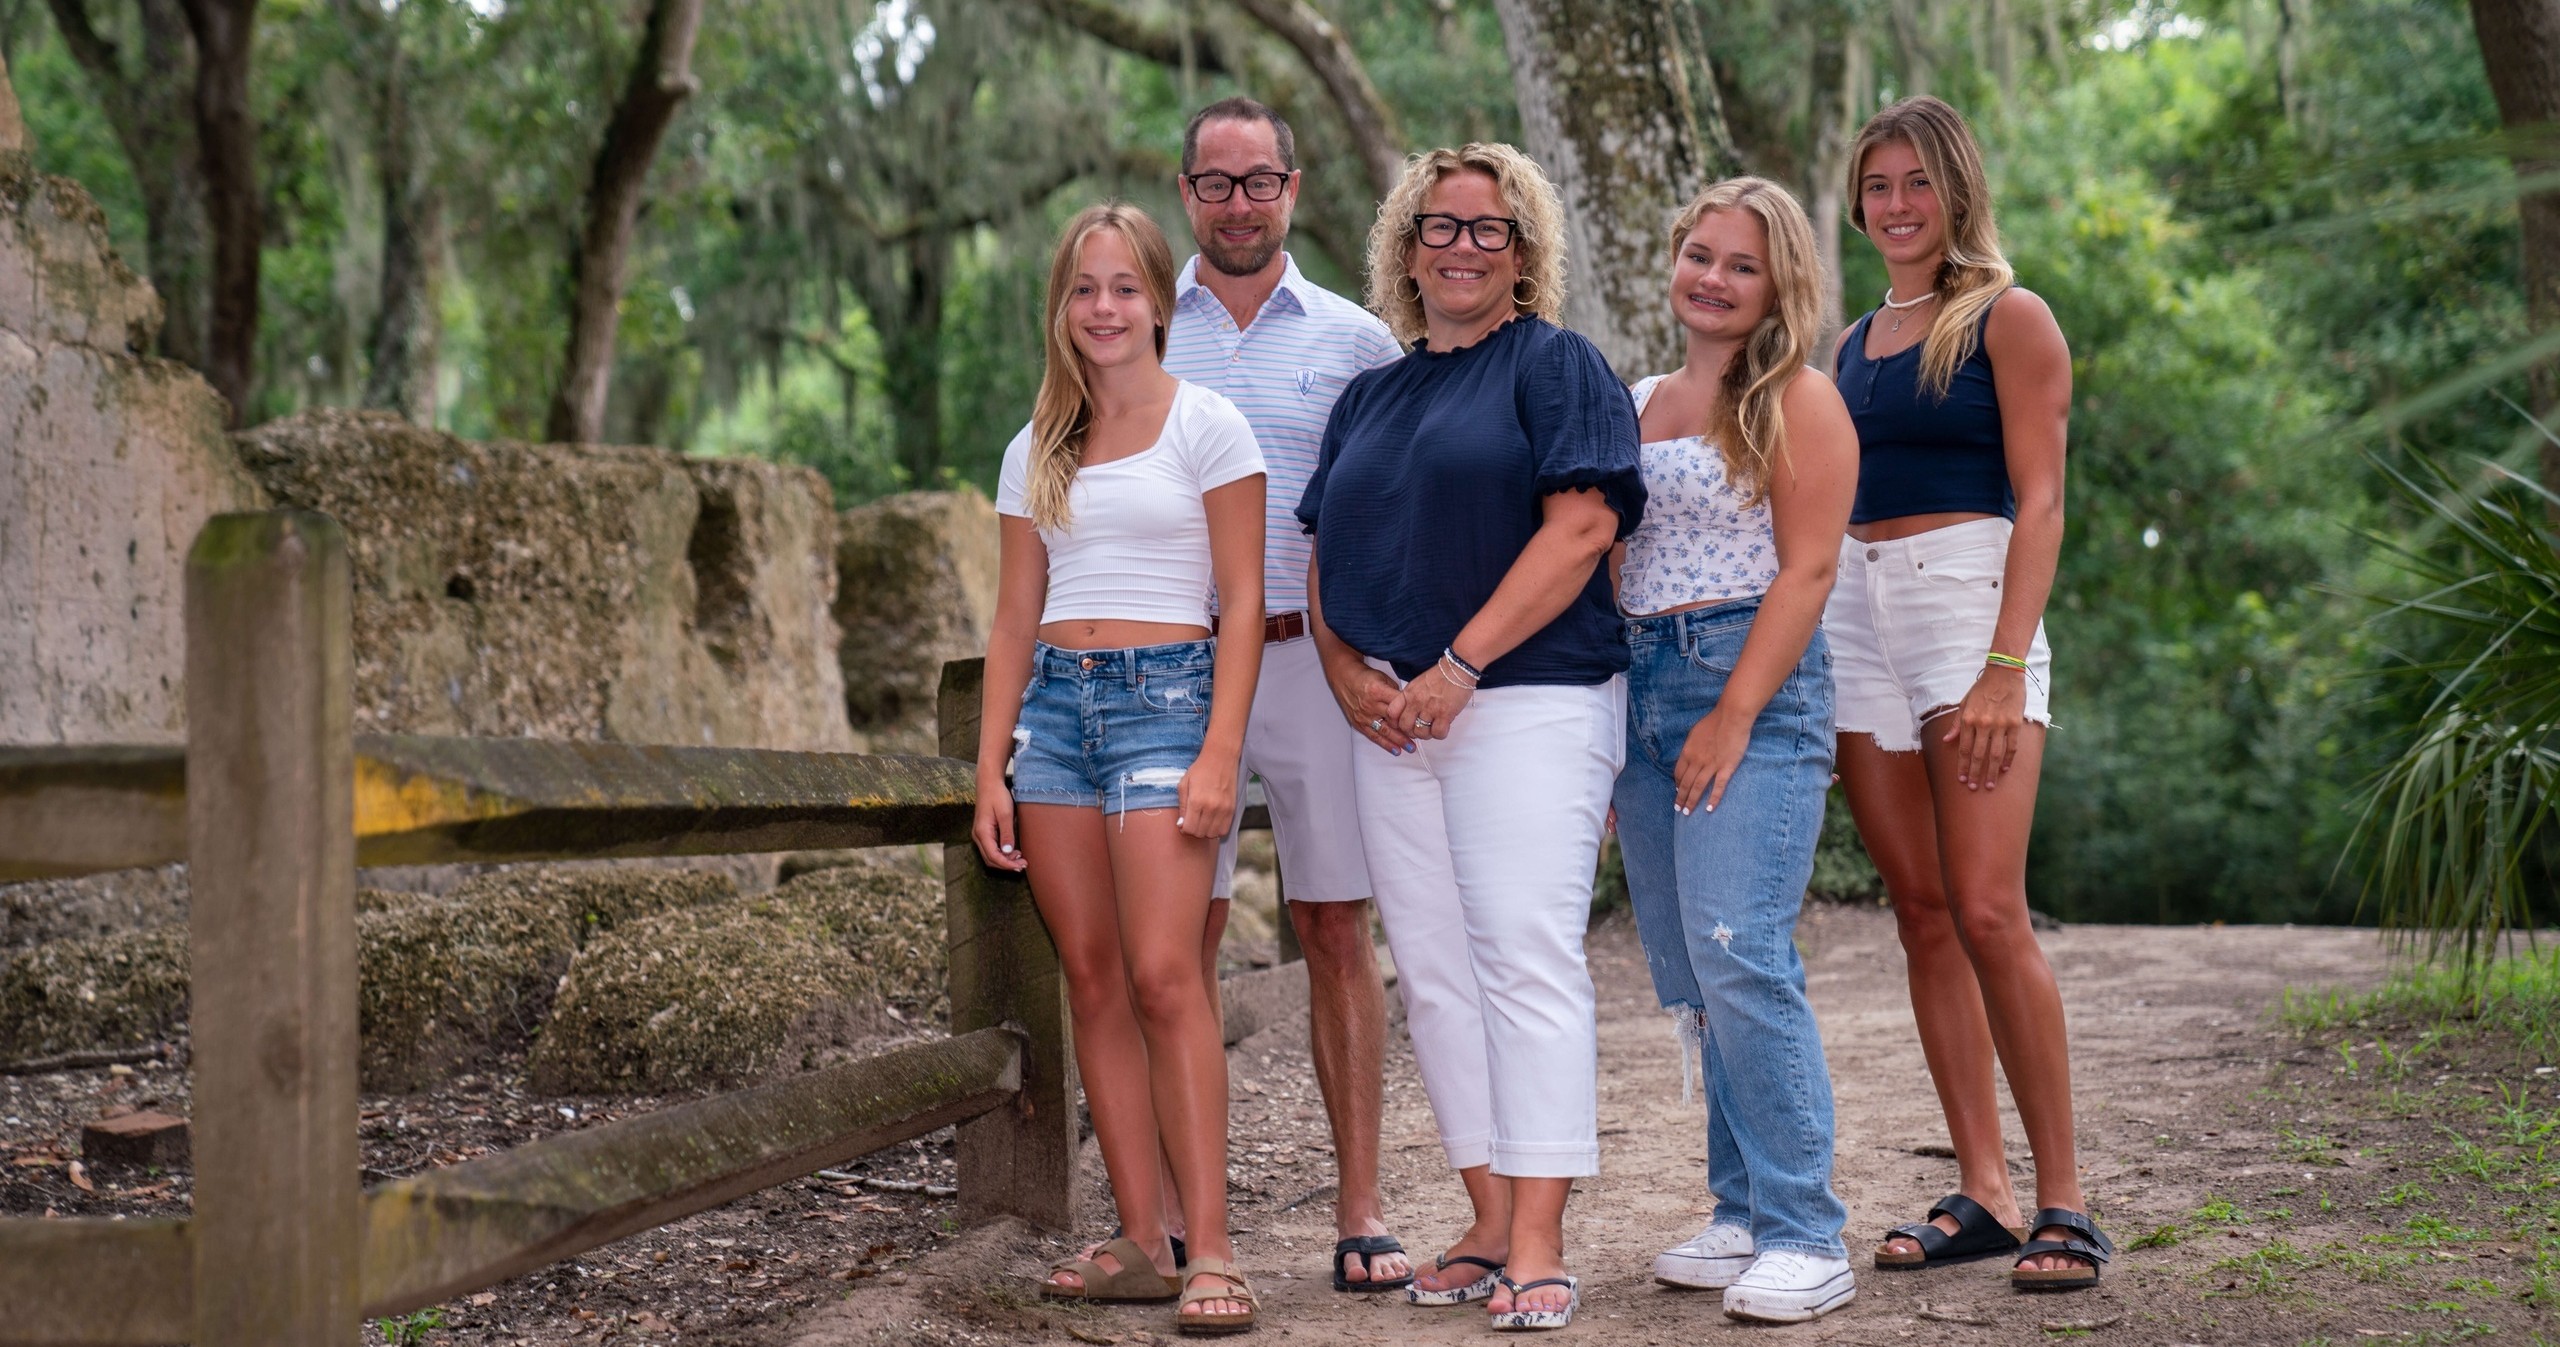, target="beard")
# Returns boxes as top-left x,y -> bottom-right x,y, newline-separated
1200,227 -> 1285,278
